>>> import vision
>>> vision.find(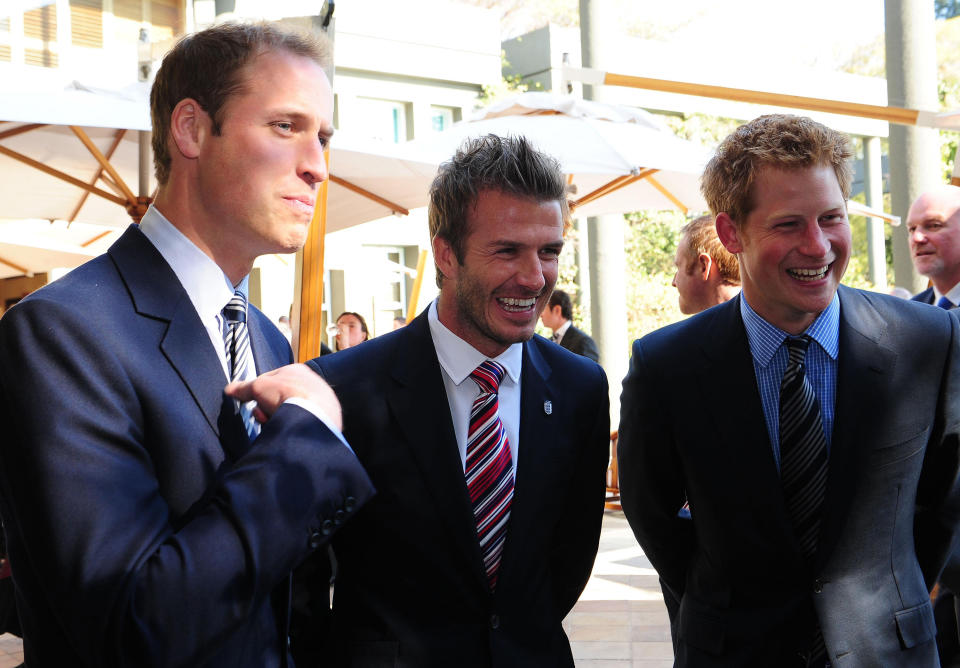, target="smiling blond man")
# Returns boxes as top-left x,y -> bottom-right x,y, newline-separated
619,115 -> 960,667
